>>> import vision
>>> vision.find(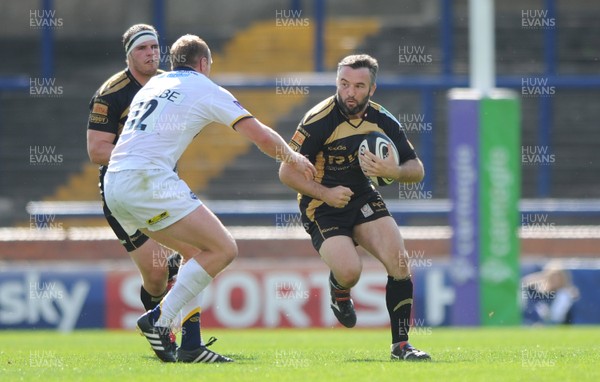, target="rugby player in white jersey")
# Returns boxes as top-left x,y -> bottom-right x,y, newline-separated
87,24 -> 214,363
104,34 -> 316,363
